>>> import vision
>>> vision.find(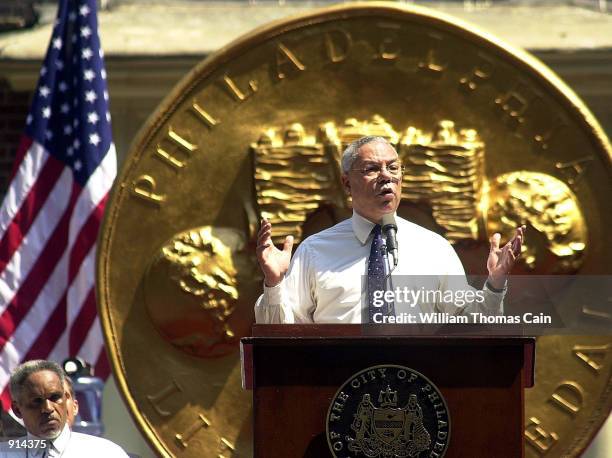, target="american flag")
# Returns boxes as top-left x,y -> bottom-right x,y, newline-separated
0,0 -> 115,408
